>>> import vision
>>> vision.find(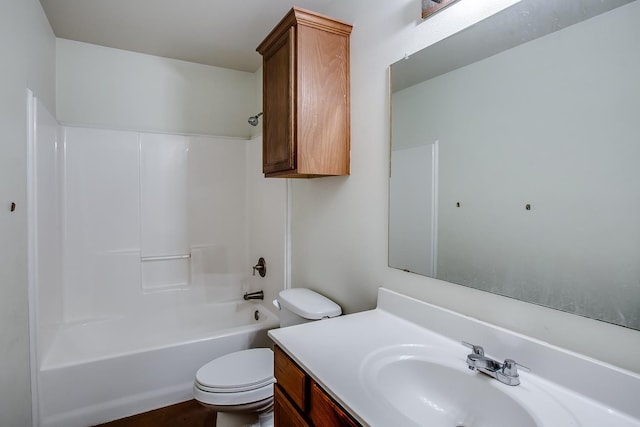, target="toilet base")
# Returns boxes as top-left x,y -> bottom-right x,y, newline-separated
195,397 -> 273,427
258,410 -> 274,427
215,410 -> 274,427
